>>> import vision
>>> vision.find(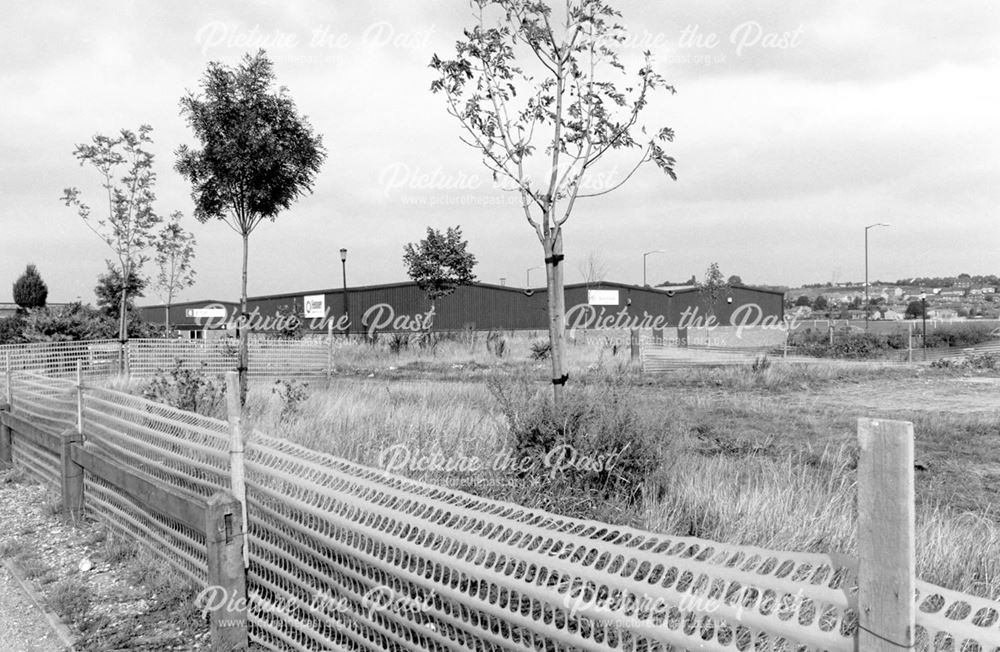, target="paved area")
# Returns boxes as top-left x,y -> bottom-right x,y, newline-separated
0,564 -> 67,652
